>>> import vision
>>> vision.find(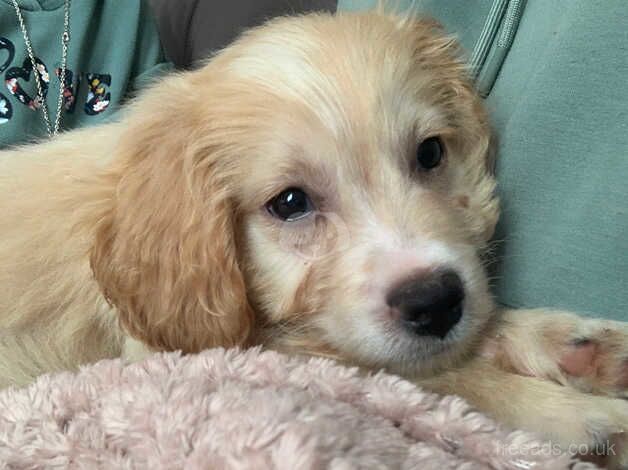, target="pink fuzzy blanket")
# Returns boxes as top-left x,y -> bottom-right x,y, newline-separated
0,348 -> 596,469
